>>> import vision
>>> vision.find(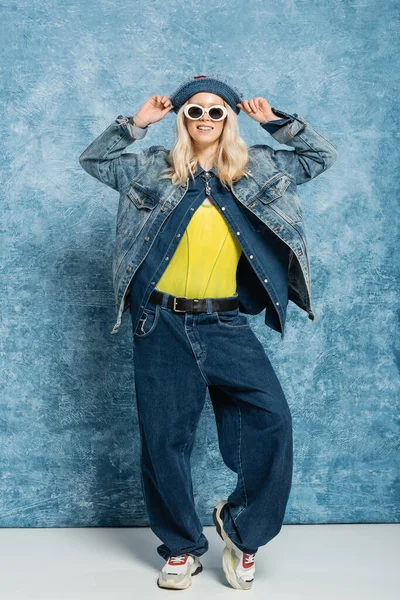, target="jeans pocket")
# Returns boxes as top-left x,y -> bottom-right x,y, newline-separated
216,308 -> 249,328
134,304 -> 160,338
